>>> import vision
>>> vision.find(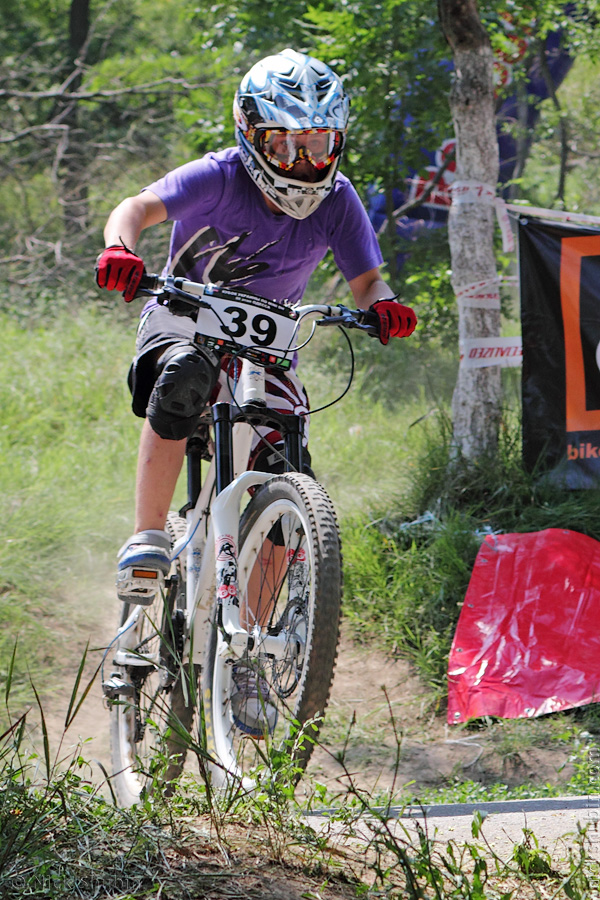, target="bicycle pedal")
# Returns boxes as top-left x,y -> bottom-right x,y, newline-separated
102,674 -> 135,700
116,565 -> 165,605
